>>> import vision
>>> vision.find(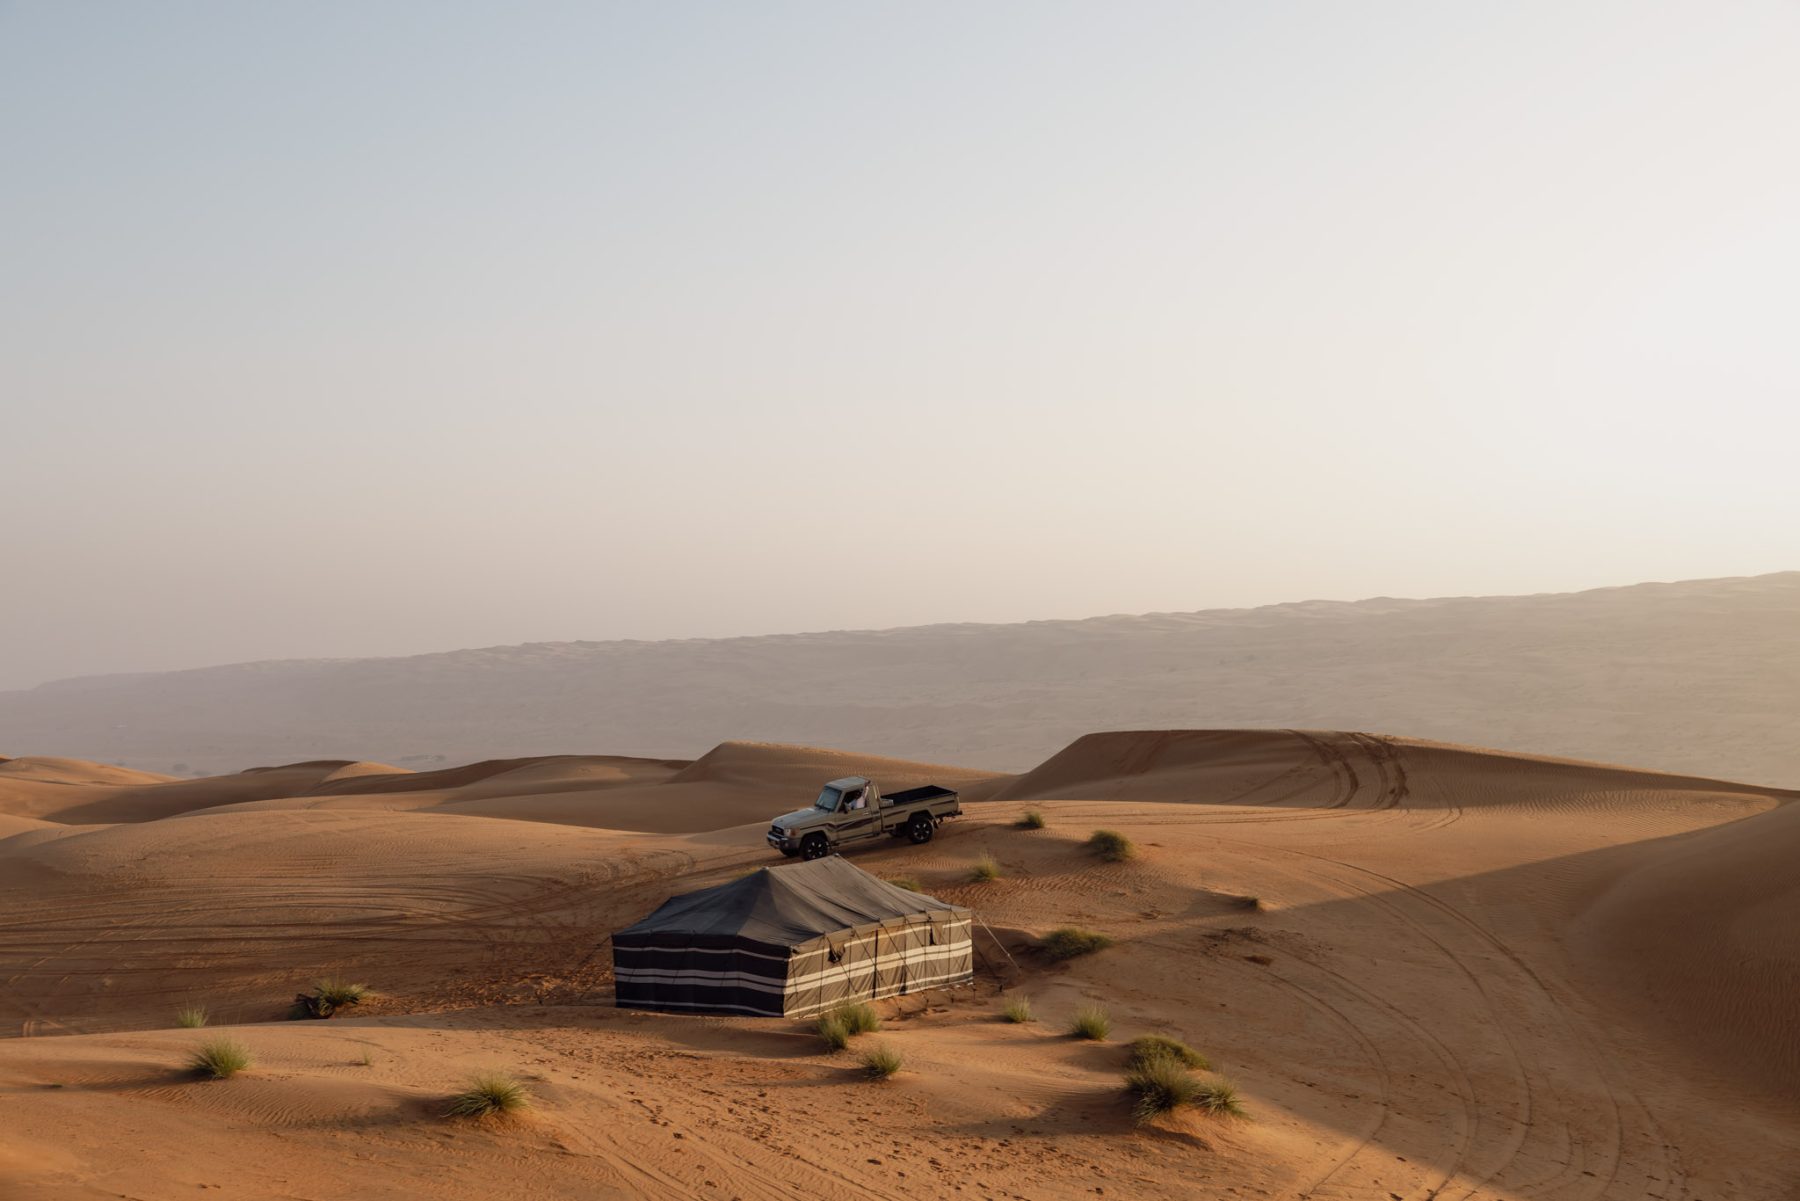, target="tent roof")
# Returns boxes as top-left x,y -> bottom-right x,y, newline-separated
614,856 -> 969,948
